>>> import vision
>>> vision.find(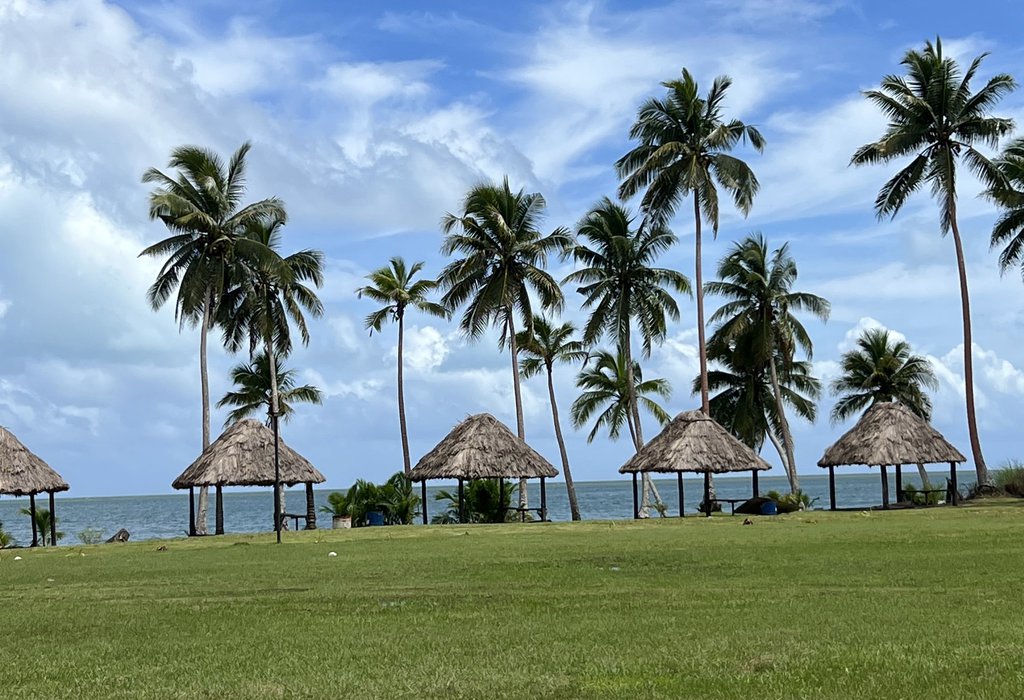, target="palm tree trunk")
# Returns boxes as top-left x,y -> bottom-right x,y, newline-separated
917,462 -> 929,487
266,334 -> 285,530
694,196 -> 710,414
768,358 -> 800,492
621,328 -> 663,515
507,313 -> 528,510
196,290 -> 212,535
545,364 -> 580,521
766,428 -> 790,475
949,210 -> 988,484
397,312 -> 411,476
